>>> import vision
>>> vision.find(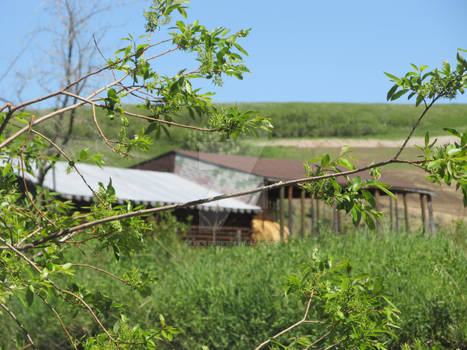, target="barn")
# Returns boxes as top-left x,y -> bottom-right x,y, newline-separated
18,161 -> 262,245
131,150 -> 436,236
